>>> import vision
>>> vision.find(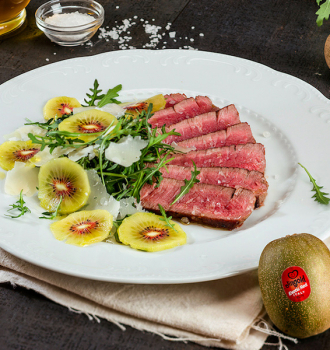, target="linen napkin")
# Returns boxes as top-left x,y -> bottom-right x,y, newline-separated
0,246 -> 272,350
